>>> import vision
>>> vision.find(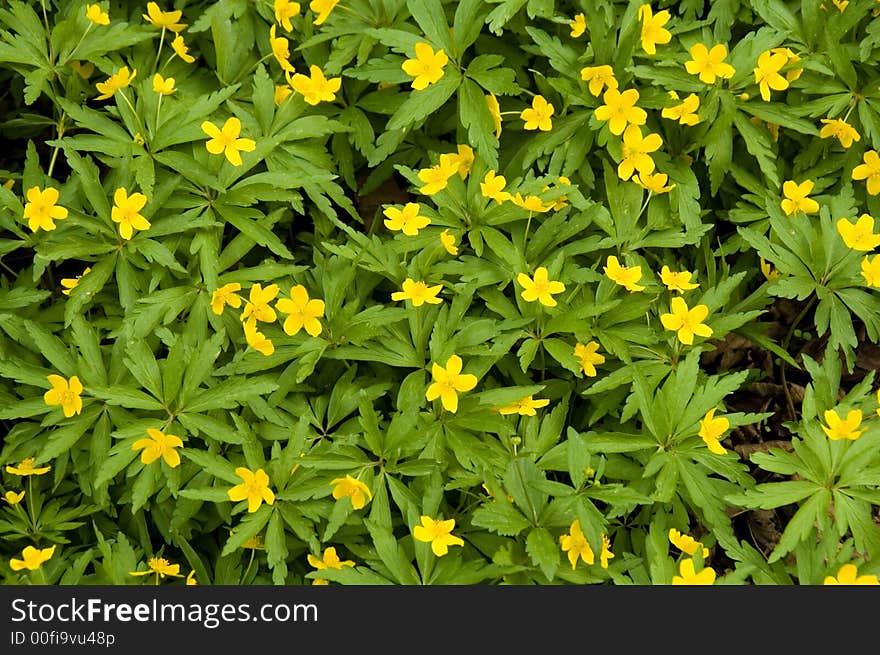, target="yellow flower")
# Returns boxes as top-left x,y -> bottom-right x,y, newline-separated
600,534 -> 614,569
330,475 -> 372,510
781,179 -> 820,215
661,93 -> 700,125
5,458 -> 51,476
243,317 -> 274,356
171,34 -> 196,63
186,570 -> 197,585
95,66 -> 136,100
580,65 -> 618,98
44,374 -> 83,418
211,282 -> 243,315
439,145 -> 475,180
61,267 -> 91,296
201,117 -> 256,167
822,409 -> 865,441
771,47 -> 803,81
309,0 -> 339,25
391,278 -> 443,307
383,203 -> 430,235
819,118 -> 860,149
275,284 -> 325,337
10,545 -> 56,572
240,283 -> 280,324
275,0 -> 301,31
574,341 -> 605,377
862,254 -> 880,287
426,355 -> 478,413
111,187 -> 150,240
440,229 -> 458,255
760,258 -> 780,281
753,50 -> 789,101
480,170 -> 511,203
142,2 -> 186,32
660,266 -> 699,293
23,186 -> 68,232
130,557 -> 182,579
543,176 -> 571,210
638,4 -> 671,55
594,88 -> 647,136
633,171 -> 675,194
852,150 -> 880,195
288,64 -> 341,105
413,516 -> 464,556
685,43 -> 735,84
227,467 -> 275,513
824,563 -> 879,585
152,73 -> 175,95
511,193 -> 553,213
4,490 -> 24,505
85,3 -> 109,25
274,84 -> 293,106
521,94 -> 554,131
559,519 -> 594,569
617,124 -> 663,181
698,408 -> 729,455
660,296 -> 713,345
132,428 -> 183,467
672,557 -> 716,584
402,42 -> 448,91
668,529 -> 710,558
486,92 -> 502,137
269,25 -> 295,73
307,546 -> 354,585
831,0 -> 850,11
569,13 -> 587,37
497,395 -> 550,416
417,160 -> 459,195
837,214 -> 880,251
604,255 -> 645,292
517,266 -> 565,307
